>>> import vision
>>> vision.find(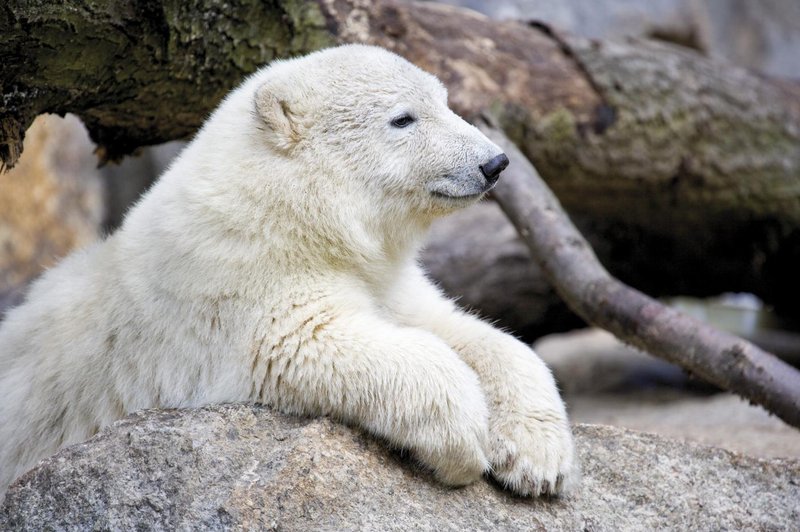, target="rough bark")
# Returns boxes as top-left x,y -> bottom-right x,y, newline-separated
481,123 -> 800,429
0,0 -> 336,168
2,0 -> 602,167
523,31 -> 800,317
